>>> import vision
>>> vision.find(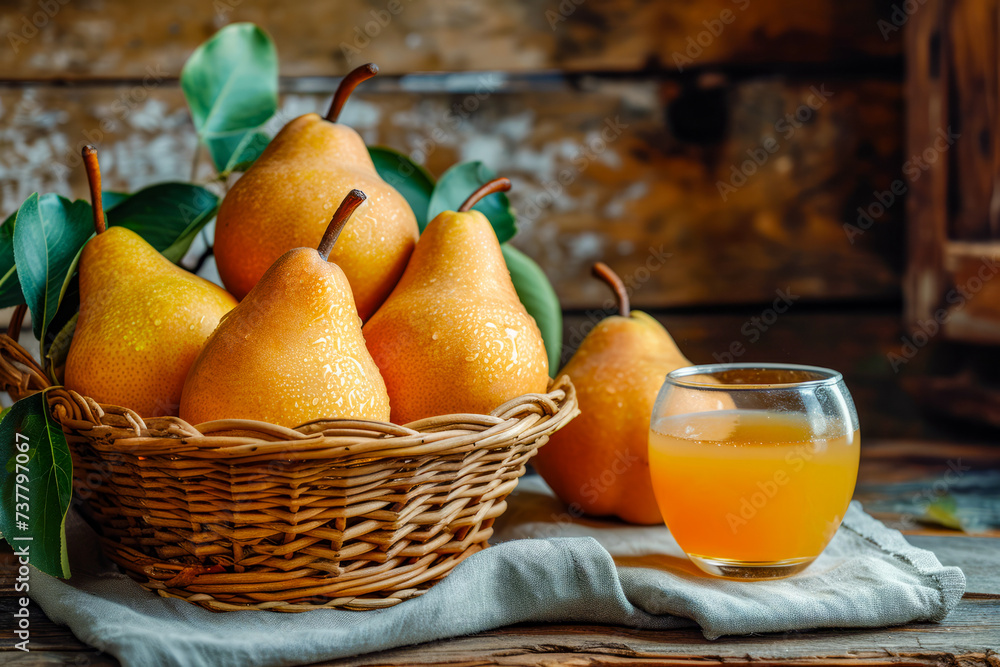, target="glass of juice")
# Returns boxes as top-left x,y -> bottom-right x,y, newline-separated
648,363 -> 859,580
